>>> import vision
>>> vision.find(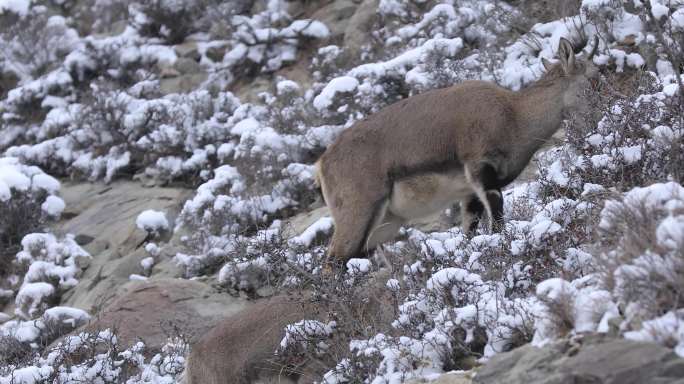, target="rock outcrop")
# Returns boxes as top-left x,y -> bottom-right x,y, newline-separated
84,278 -> 251,351
56,180 -> 193,313
474,335 -> 684,384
